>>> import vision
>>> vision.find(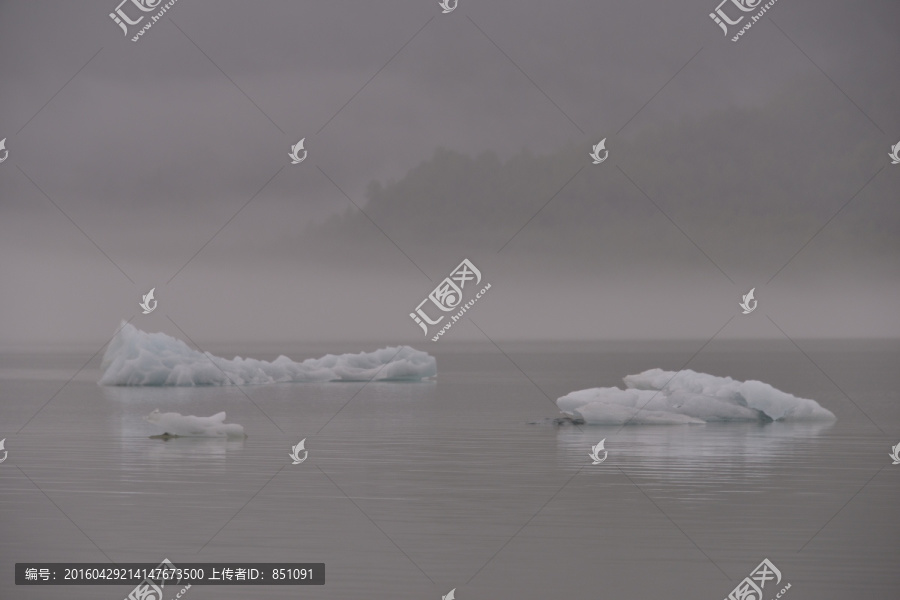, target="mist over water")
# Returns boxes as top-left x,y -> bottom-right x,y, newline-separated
2,2 -> 899,345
